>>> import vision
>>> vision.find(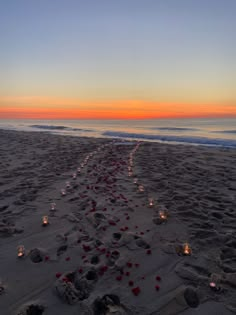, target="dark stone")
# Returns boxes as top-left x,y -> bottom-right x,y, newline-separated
93,294 -> 120,315
30,249 -> 43,263
86,270 -> 98,281
26,304 -> 45,315
91,255 -> 100,265
184,288 -> 199,308
113,233 -> 121,240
